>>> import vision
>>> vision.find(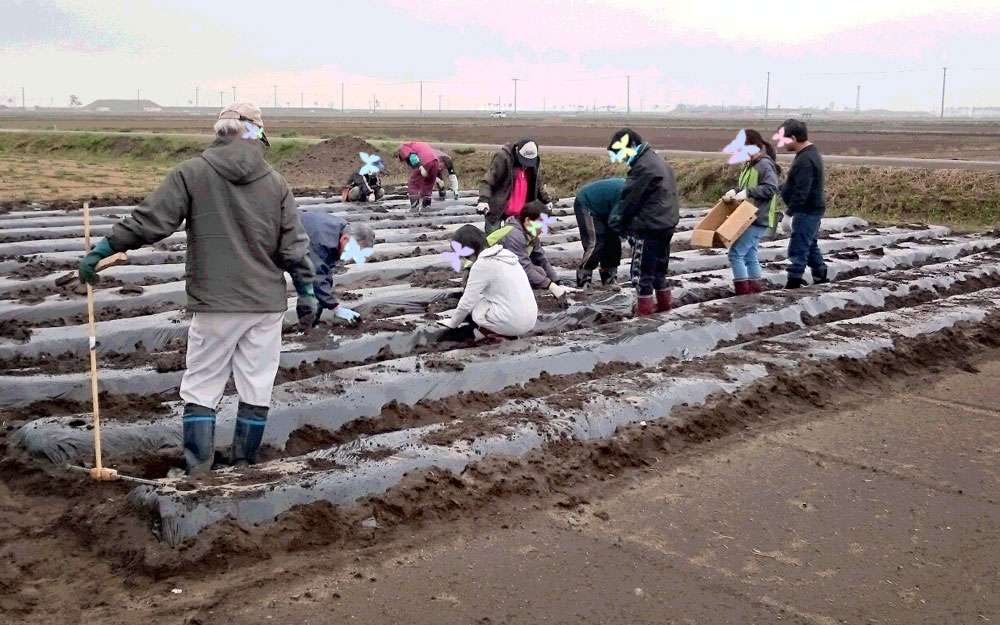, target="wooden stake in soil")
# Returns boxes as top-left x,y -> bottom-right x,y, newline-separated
78,202 -> 154,486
